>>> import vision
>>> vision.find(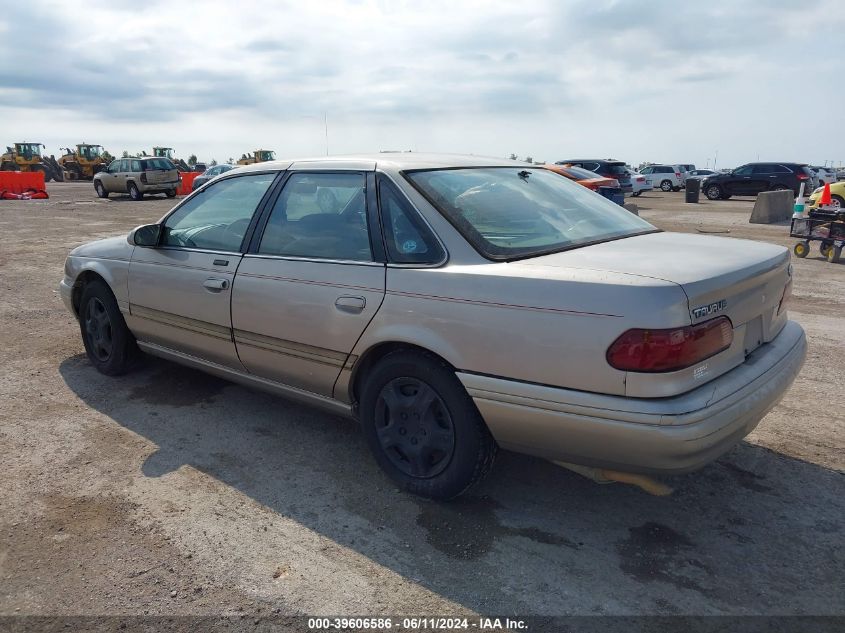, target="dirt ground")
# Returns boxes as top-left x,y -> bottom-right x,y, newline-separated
0,183 -> 842,619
